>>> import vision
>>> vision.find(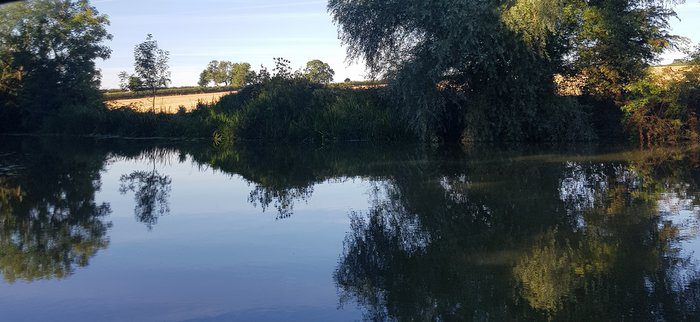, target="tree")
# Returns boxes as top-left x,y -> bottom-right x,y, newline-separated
133,34 -> 170,112
327,0 -> 680,141
198,70 -> 211,87
230,62 -> 253,87
118,71 -> 143,92
199,60 -> 240,87
0,0 -> 112,130
567,0 -> 681,100
216,61 -> 233,86
304,59 -> 335,84
327,0 -> 571,141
